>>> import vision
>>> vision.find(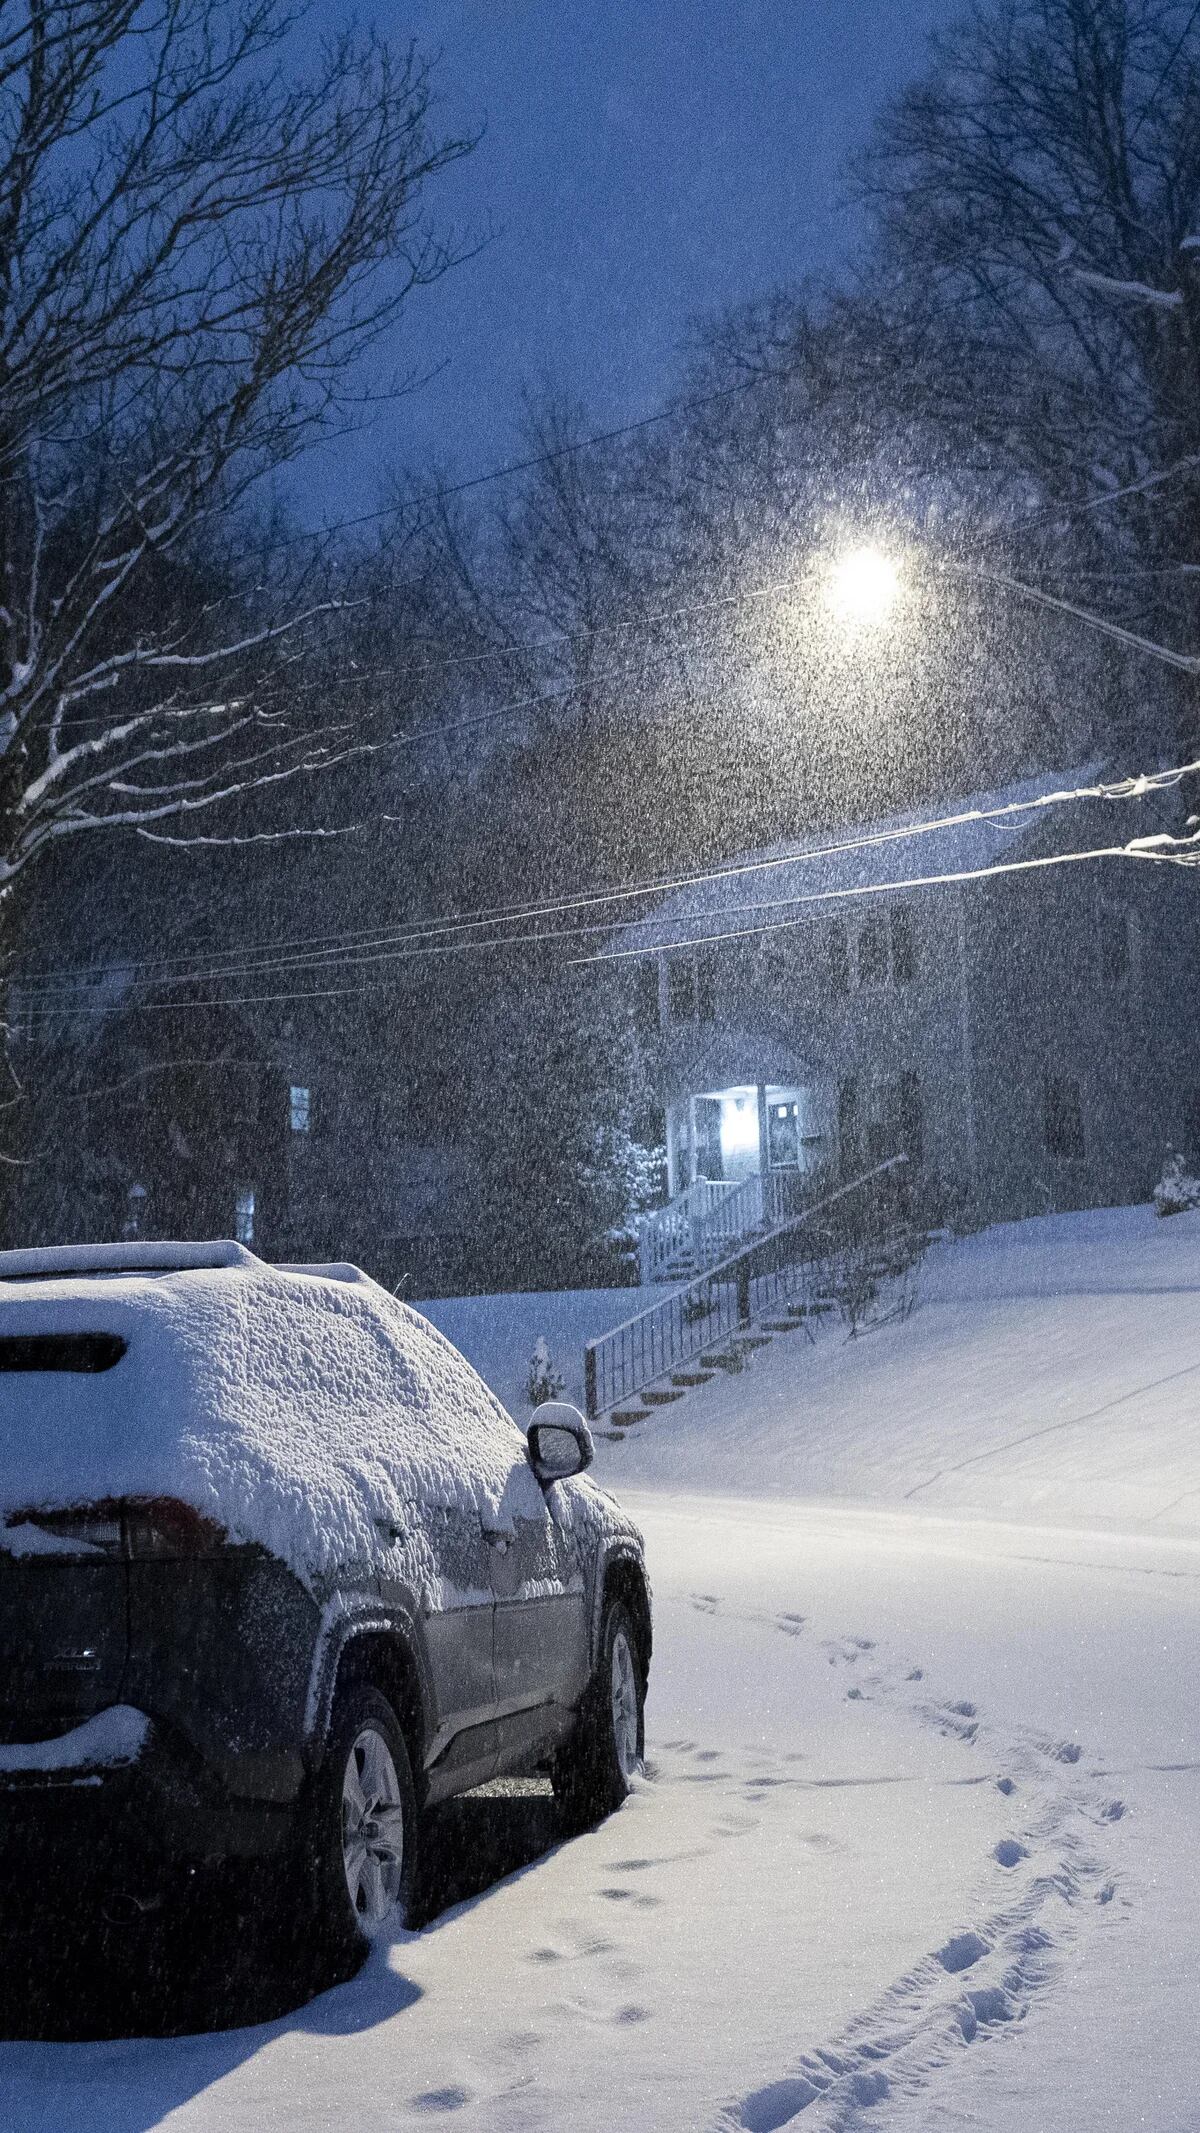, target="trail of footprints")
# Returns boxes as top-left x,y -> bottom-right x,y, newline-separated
695,1595 -> 1129,2133
402,1589 -> 1127,2127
